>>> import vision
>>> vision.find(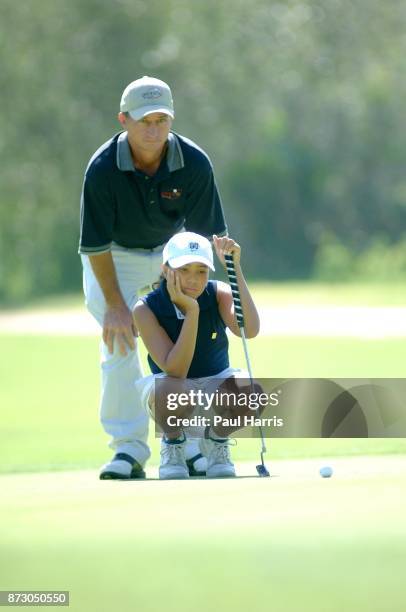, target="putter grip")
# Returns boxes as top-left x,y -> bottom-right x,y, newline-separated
224,253 -> 244,328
